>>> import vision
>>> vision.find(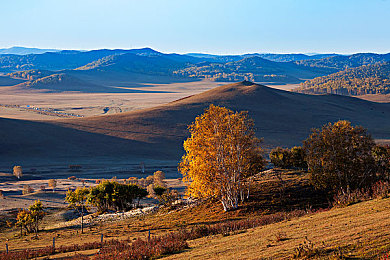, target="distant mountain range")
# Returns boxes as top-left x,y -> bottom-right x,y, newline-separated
1,47 -> 390,93
187,53 -> 338,62
295,62 -> 390,95
0,46 -> 60,55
